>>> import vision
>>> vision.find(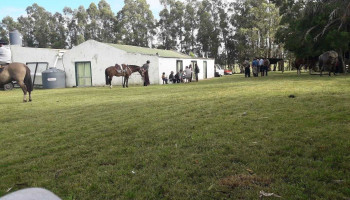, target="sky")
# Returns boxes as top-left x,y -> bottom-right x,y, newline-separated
0,0 -> 165,20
